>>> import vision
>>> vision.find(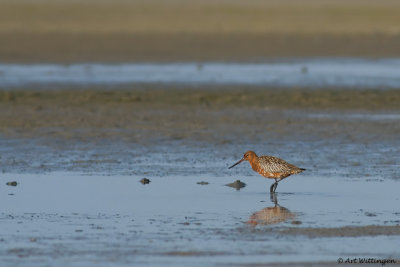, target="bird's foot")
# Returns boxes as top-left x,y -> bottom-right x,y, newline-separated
270,192 -> 278,205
